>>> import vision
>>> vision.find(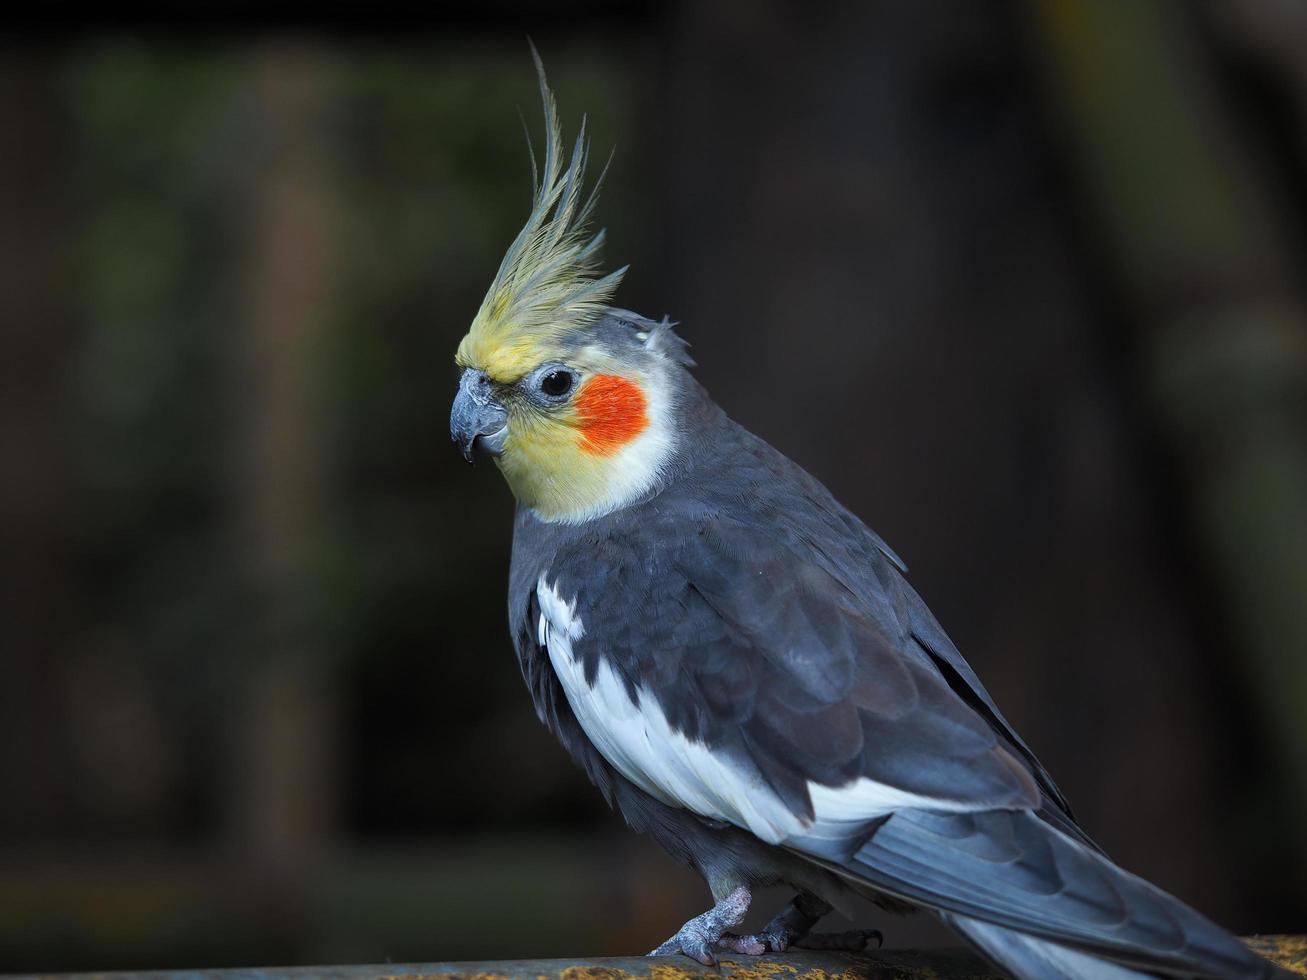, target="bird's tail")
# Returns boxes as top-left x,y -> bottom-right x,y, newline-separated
940,912 -> 1155,979
826,807 -> 1293,979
